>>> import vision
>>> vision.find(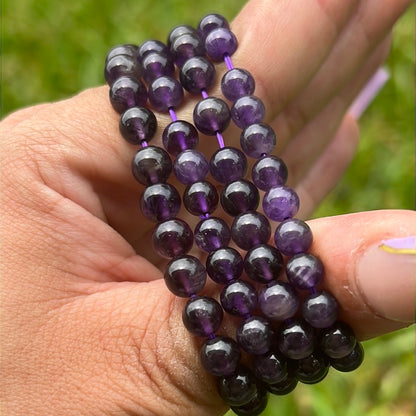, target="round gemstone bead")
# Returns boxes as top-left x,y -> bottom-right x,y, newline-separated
179,56 -> 216,94
152,218 -> 193,258
294,351 -> 330,384
220,280 -> 257,316
302,291 -> 339,329
240,123 -> 276,158
141,52 -> 175,84
221,68 -> 255,102
183,180 -> 219,216
266,375 -> 298,396
193,97 -> 231,135
258,281 -> 299,321
200,336 -> 241,377
109,76 -> 147,114
206,247 -> 244,284
277,319 -> 315,360
119,106 -> 157,145
244,244 -> 283,284
148,76 -> 184,112
237,316 -> 274,355
320,321 -> 357,359
182,296 -> 223,337
252,350 -> 288,384
230,385 -> 268,416
167,25 -> 198,48
220,179 -> 259,216
231,211 -> 271,251
205,27 -> 238,61
330,342 -> 364,372
286,253 -> 324,290
170,32 -> 205,67
274,218 -> 313,256
140,183 -> 181,222
173,149 -> 208,185
263,185 -> 300,222
131,146 -> 172,186
105,44 -> 138,63
252,156 -> 288,191
138,39 -> 169,61
104,54 -> 141,85
194,217 -> 231,253
209,147 -> 247,184
231,95 -> 265,129
198,13 -> 230,40
162,120 -> 199,156
164,255 -> 206,297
